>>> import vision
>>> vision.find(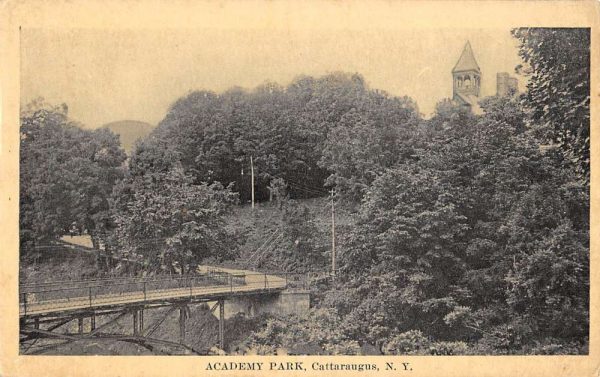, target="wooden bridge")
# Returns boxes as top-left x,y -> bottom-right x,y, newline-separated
19,267 -> 311,354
